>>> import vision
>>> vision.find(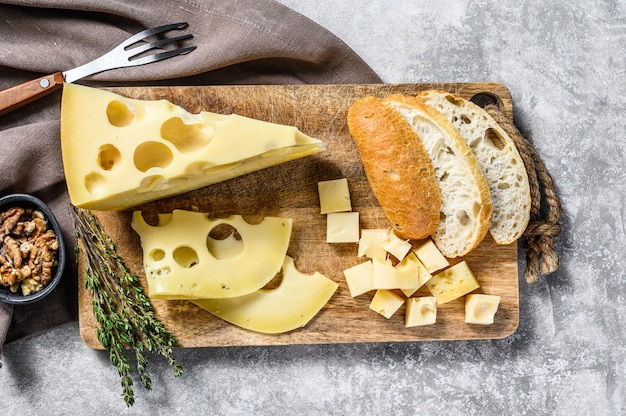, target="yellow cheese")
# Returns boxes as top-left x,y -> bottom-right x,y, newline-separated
318,178 -> 351,214
357,229 -> 389,261
426,261 -> 480,304
413,239 -> 450,273
343,260 -> 374,297
465,294 -> 501,325
192,256 -> 338,334
369,289 -> 405,319
60,83 -> 325,210
405,296 -> 437,327
379,230 -> 412,261
397,252 -> 432,297
326,212 -> 360,243
372,257 -> 415,290
131,210 -> 292,299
